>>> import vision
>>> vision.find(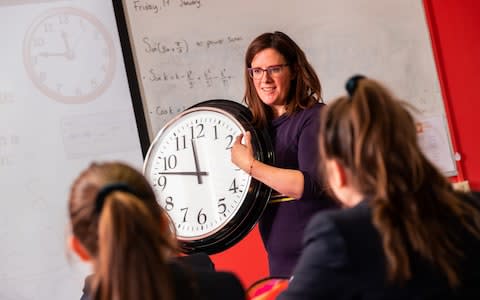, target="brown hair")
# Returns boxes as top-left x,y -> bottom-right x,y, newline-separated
69,162 -> 179,300
244,31 -> 322,128
319,77 -> 480,287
